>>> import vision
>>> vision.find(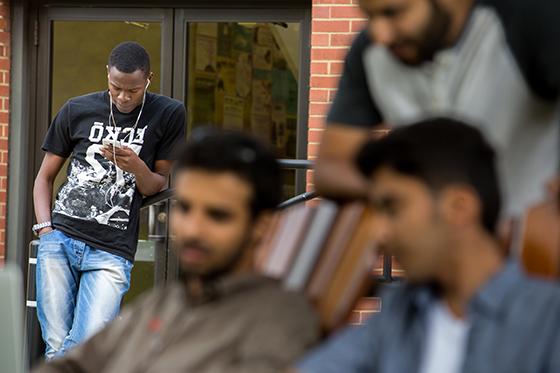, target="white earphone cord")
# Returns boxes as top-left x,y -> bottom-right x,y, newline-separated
108,79 -> 150,170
